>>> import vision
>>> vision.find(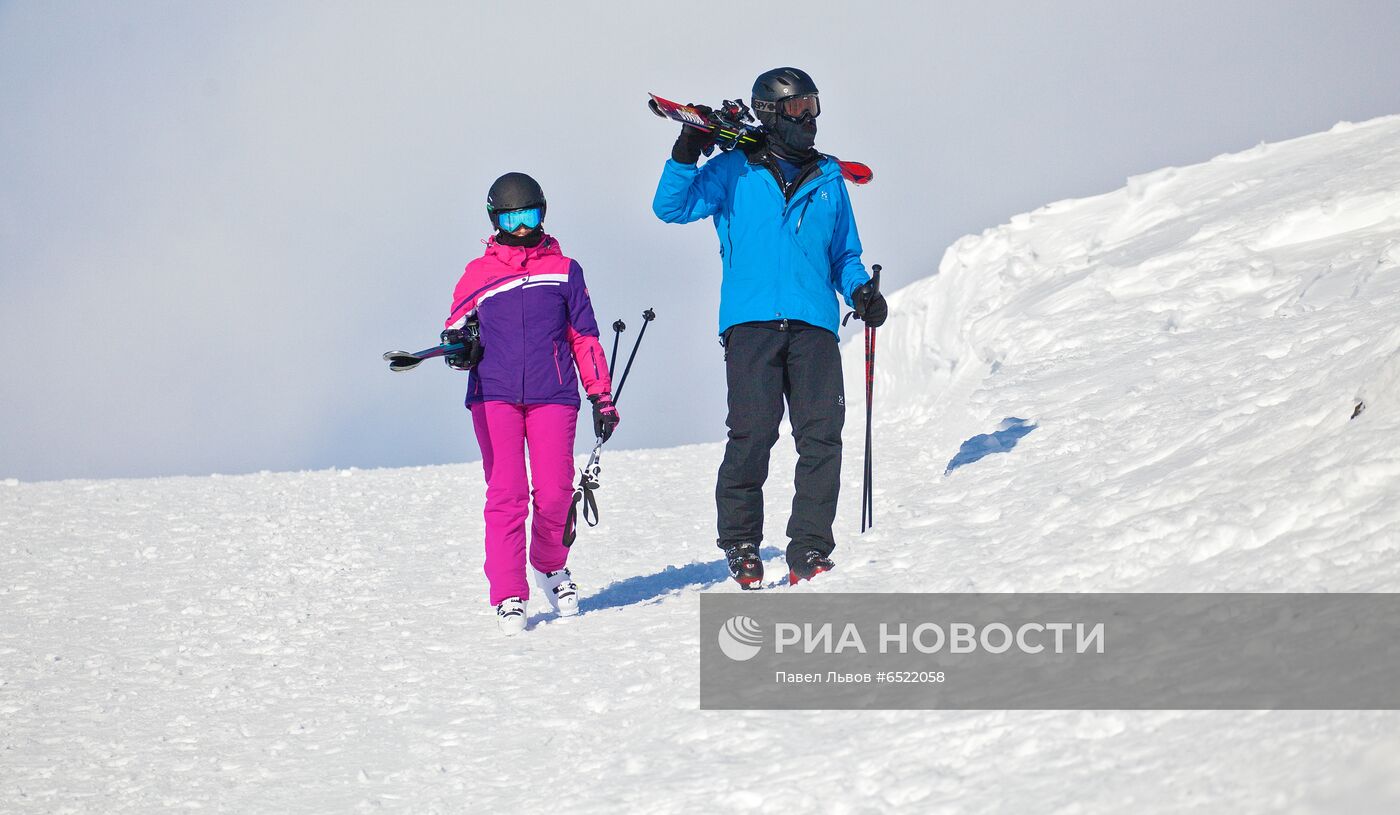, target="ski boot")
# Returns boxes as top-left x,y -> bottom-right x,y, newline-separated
535,567 -> 580,617
721,541 -> 764,589
496,597 -> 527,635
788,549 -> 835,585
